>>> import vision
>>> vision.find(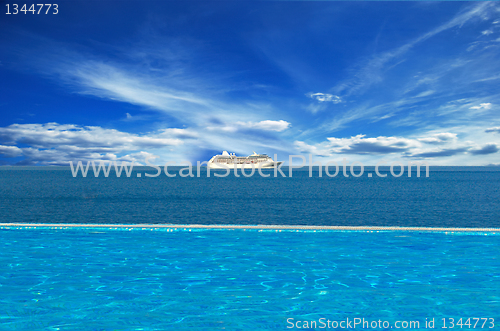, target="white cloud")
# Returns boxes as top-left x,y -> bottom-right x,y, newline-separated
0,120 -> 298,165
326,134 -> 421,154
295,134 -> 424,157
419,133 -> 458,144
469,103 -> 492,110
307,93 -> 342,103
208,120 -> 291,133
0,145 -> 22,158
0,123 -> 190,165
485,126 -> 500,133
158,128 -> 199,139
0,123 -> 183,149
482,29 -> 494,35
469,143 -> 499,155
242,120 -> 291,132
293,127 -> 500,165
